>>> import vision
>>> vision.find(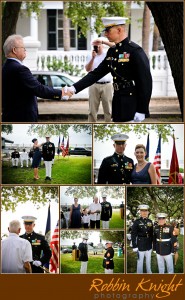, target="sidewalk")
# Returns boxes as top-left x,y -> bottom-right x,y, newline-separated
38,97 -> 182,122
